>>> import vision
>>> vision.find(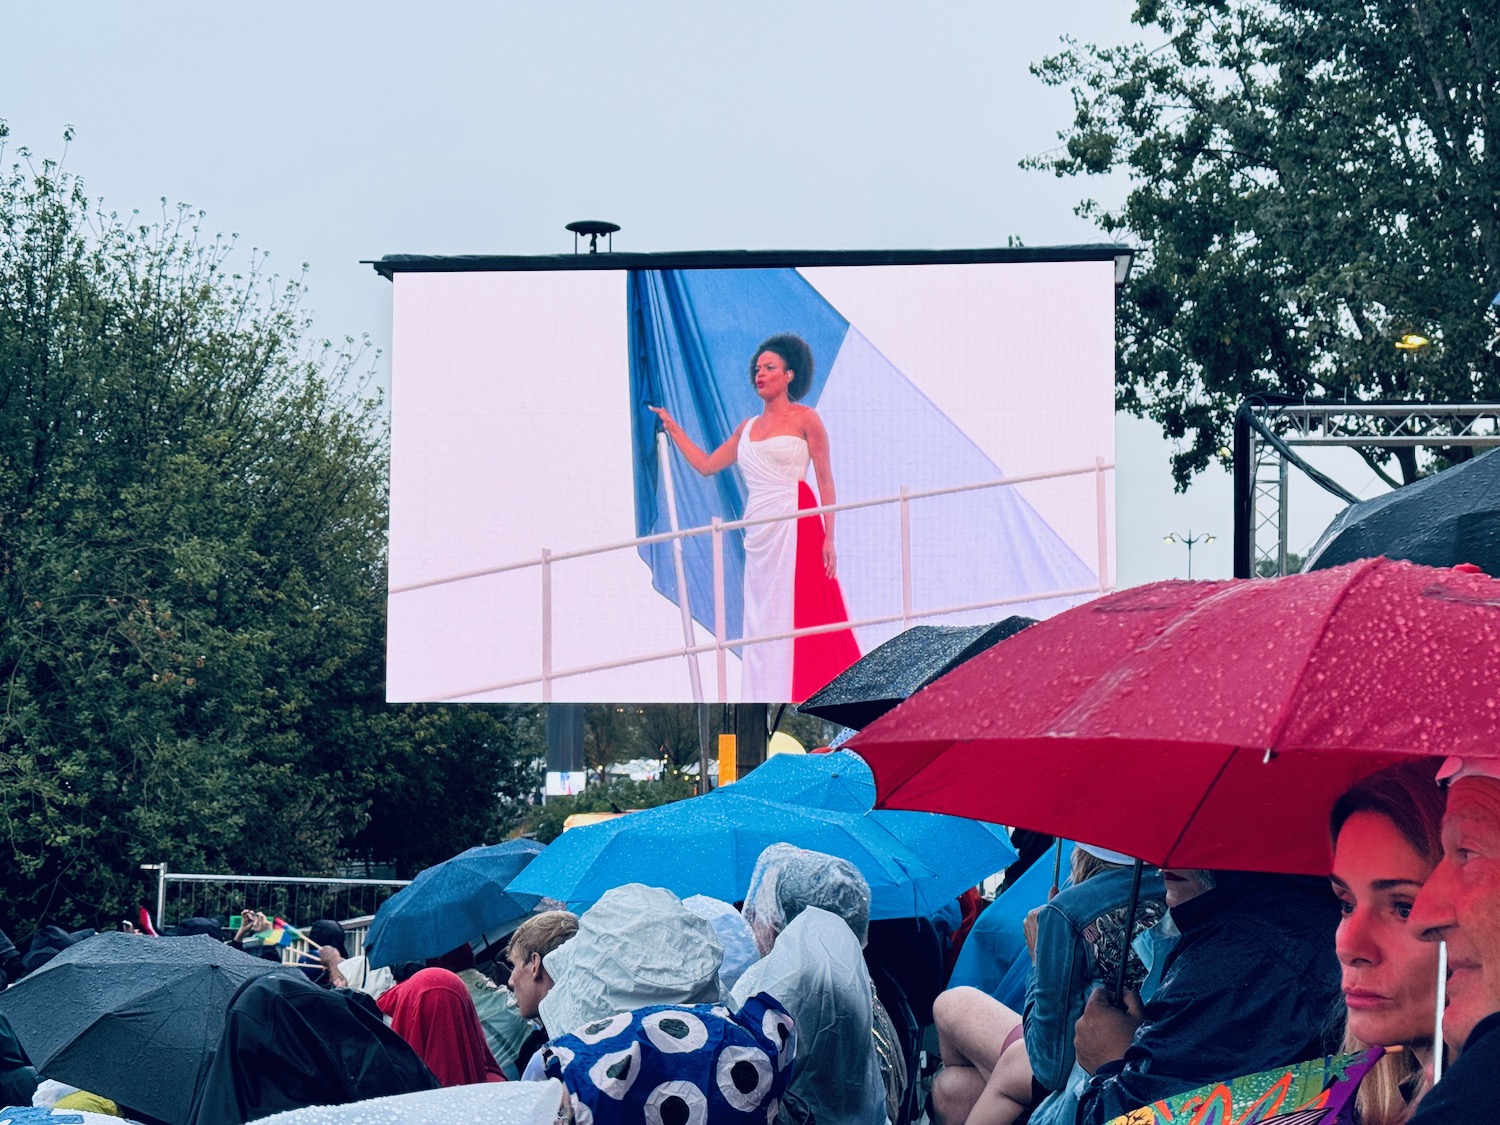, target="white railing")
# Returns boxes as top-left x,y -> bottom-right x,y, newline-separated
391,457 -> 1114,702
145,866 -> 411,959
